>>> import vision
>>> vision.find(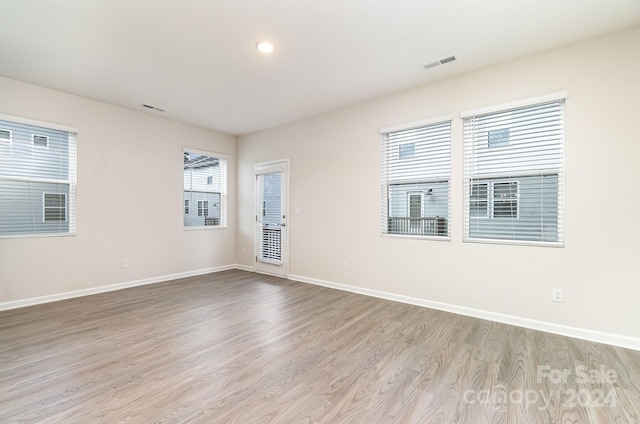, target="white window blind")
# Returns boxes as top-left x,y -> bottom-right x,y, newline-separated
381,117 -> 451,238
462,96 -> 565,245
0,118 -> 77,237
256,171 -> 283,263
183,149 -> 227,228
